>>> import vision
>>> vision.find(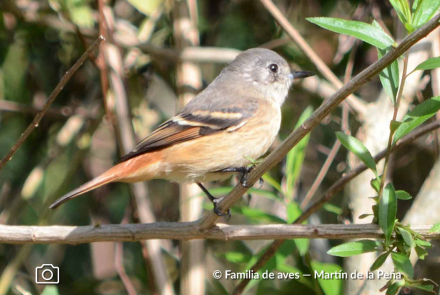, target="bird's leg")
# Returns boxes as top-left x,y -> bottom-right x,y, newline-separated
218,167 -> 264,188
197,183 -> 231,219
